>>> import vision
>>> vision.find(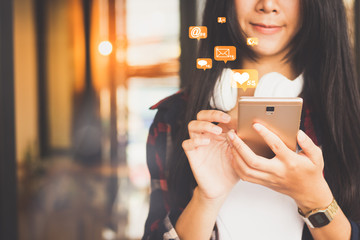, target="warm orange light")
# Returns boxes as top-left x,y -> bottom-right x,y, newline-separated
98,41 -> 113,56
